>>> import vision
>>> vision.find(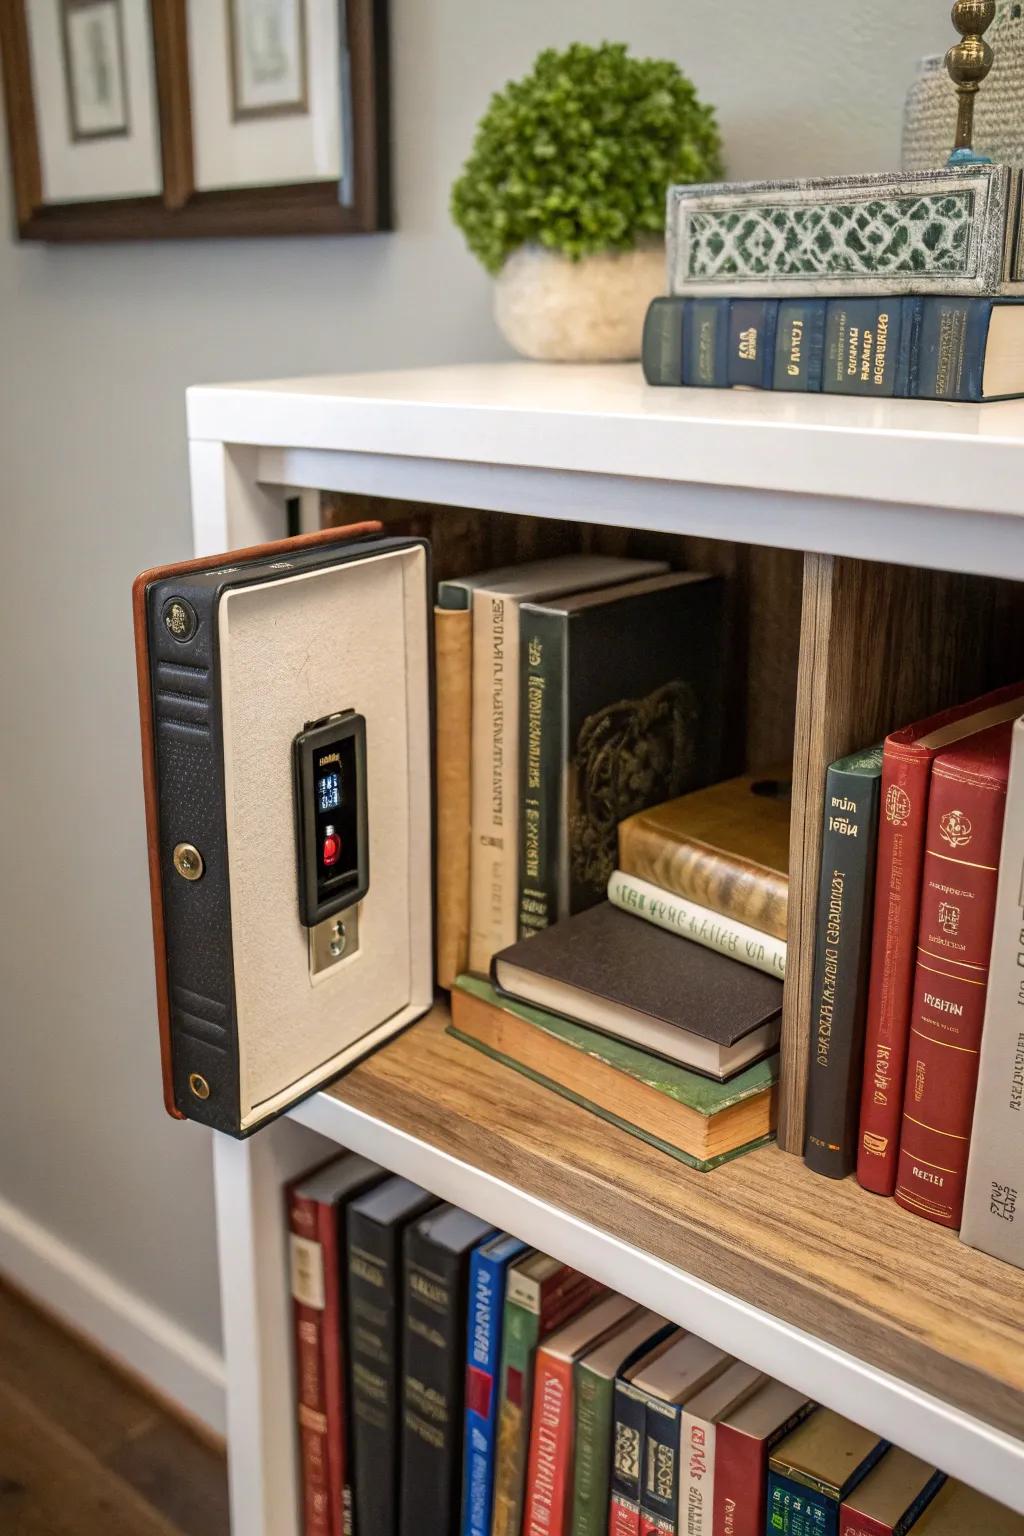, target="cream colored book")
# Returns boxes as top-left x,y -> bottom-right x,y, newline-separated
467,555 -> 667,974
607,870 -> 787,979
